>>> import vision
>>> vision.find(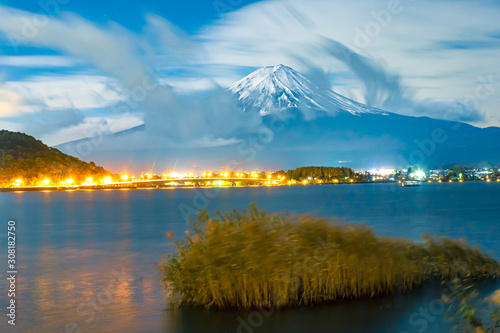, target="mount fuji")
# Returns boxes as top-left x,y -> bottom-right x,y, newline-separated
224,64 -> 500,169
230,64 -> 387,118
56,65 -> 500,171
